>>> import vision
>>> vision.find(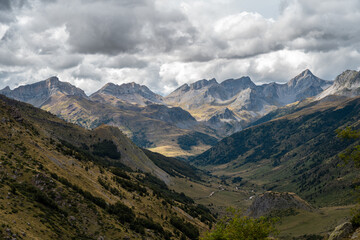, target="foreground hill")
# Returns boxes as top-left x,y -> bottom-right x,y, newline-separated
193,96 -> 360,206
0,95 -> 215,239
